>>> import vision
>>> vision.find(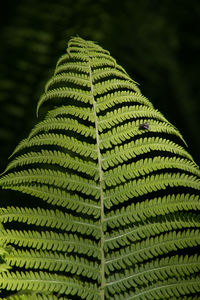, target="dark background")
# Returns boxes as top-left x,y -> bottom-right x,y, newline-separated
0,0 -> 199,173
